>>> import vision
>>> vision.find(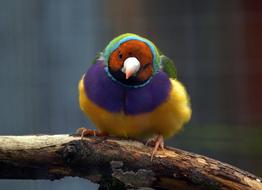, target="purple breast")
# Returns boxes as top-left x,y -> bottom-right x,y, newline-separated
84,60 -> 171,115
